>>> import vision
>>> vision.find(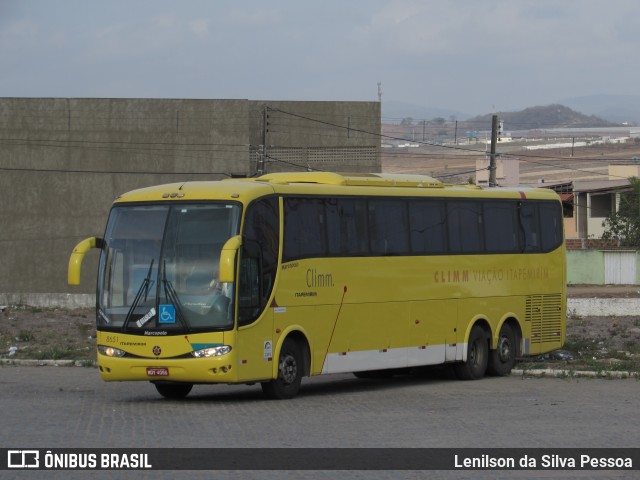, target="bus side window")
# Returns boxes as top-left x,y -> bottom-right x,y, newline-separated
283,198 -> 326,261
447,201 -> 483,253
238,197 -> 279,327
484,201 -> 518,253
519,203 -> 540,252
369,199 -> 409,255
539,202 -> 563,251
409,200 -> 446,254
335,199 -> 368,256
238,252 -> 261,323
